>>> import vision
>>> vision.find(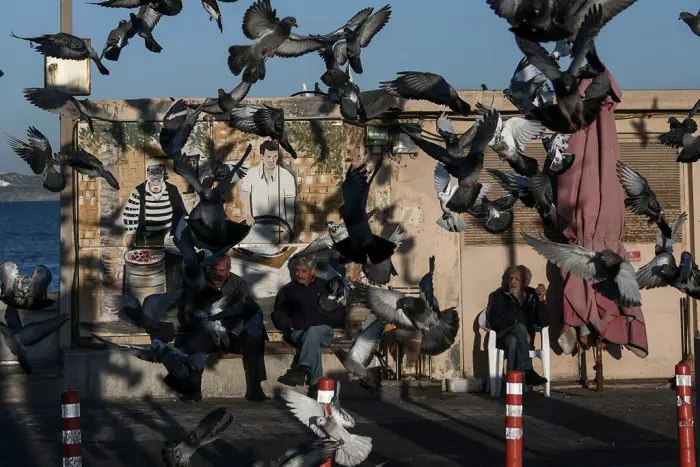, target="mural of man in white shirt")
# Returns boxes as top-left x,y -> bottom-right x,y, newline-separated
239,140 -> 297,244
